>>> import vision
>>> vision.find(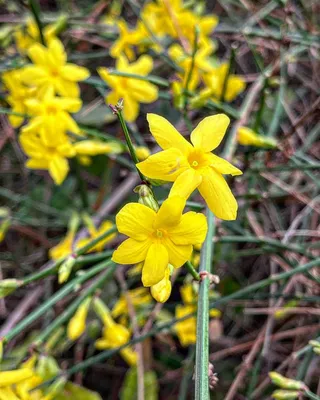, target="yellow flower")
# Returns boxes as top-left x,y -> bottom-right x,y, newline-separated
194,63 -> 246,104
237,126 -> 278,148
94,299 -> 137,366
168,39 -> 214,86
98,55 -> 158,122
14,18 -> 56,54
112,196 -> 207,286
76,220 -> 116,252
19,131 -> 76,185
67,297 -> 91,340
137,114 -> 242,220
0,369 -> 34,387
175,304 -> 197,346
74,140 -> 123,156
49,230 -> 74,260
112,287 -> 152,318
22,86 -> 82,139
110,20 -> 142,61
2,70 -> 35,128
150,266 -> 172,303
20,38 -> 90,98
